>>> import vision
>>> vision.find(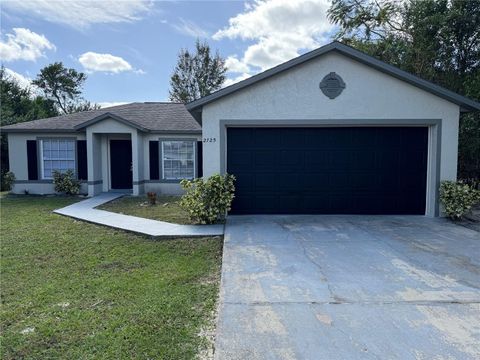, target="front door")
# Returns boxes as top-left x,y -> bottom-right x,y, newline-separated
110,139 -> 133,189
